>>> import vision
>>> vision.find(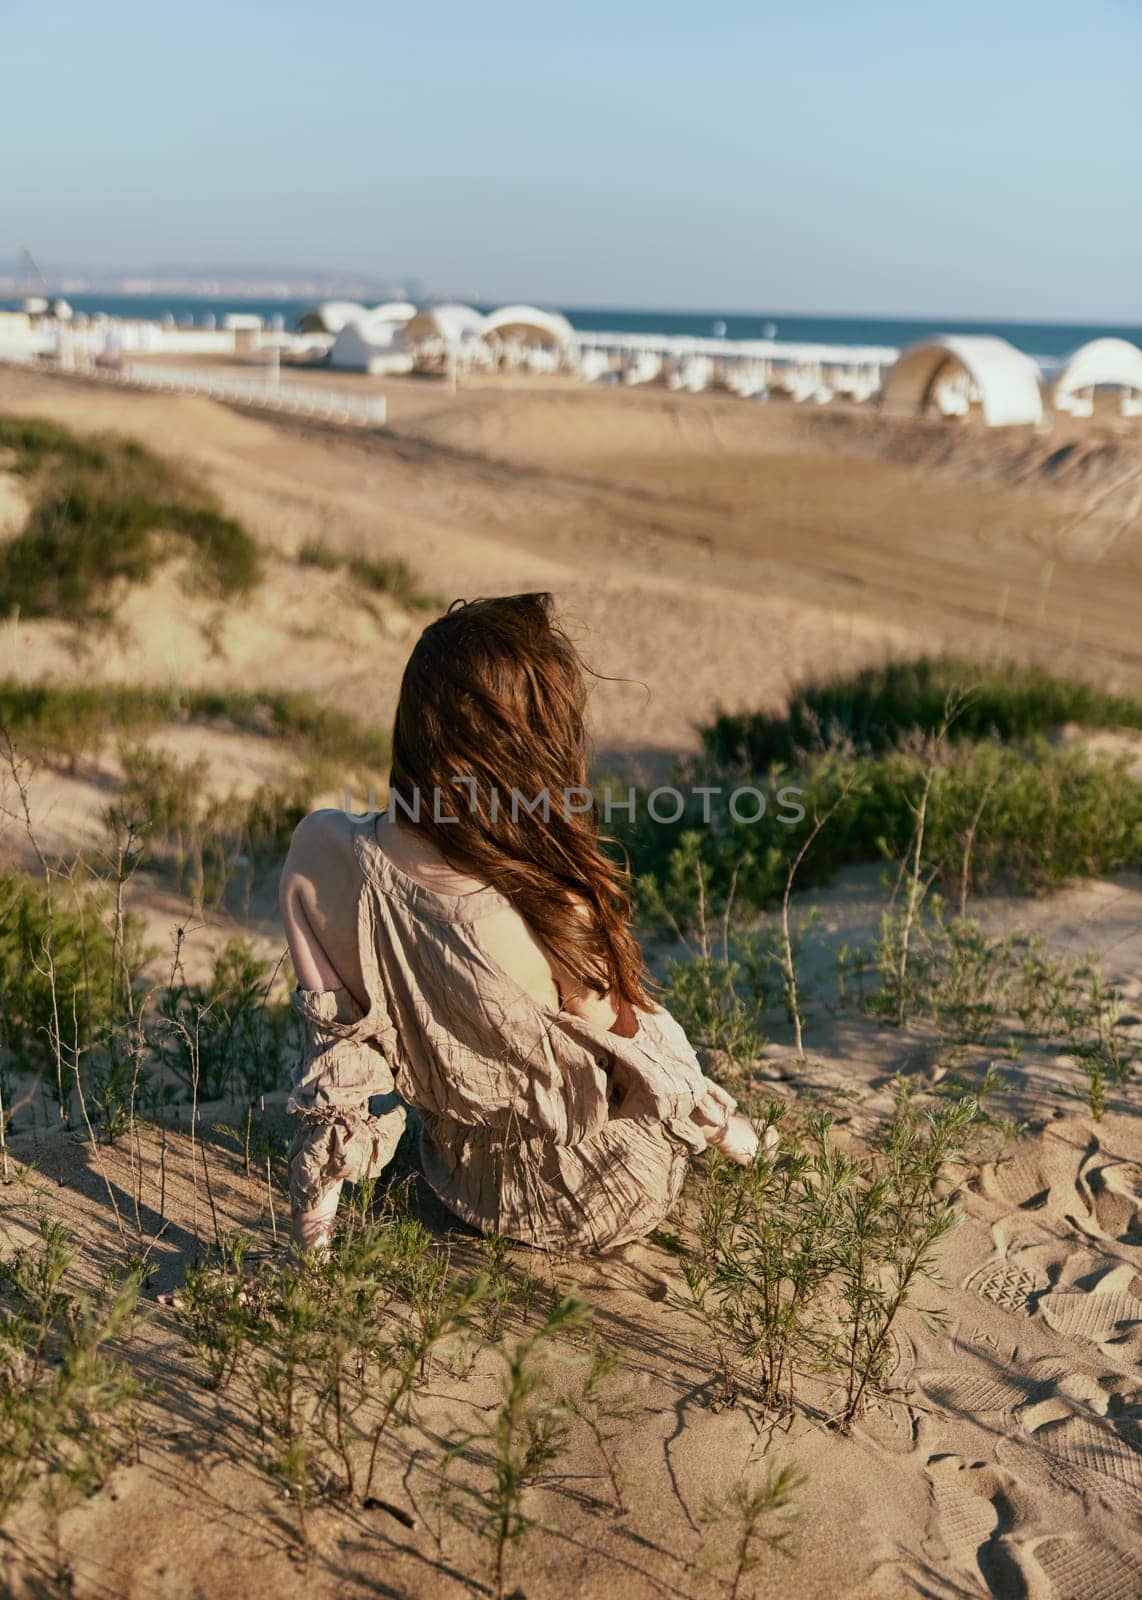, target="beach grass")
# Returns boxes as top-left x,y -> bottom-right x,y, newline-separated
621,658 -> 1142,932
624,738 -> 1141,933
0,678 -> 390,776
295,537 -> 440,611
347,554 -> 439,611
0,414 -> 261,619
297,536 -> 342,570
702,656 -> 1142,772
